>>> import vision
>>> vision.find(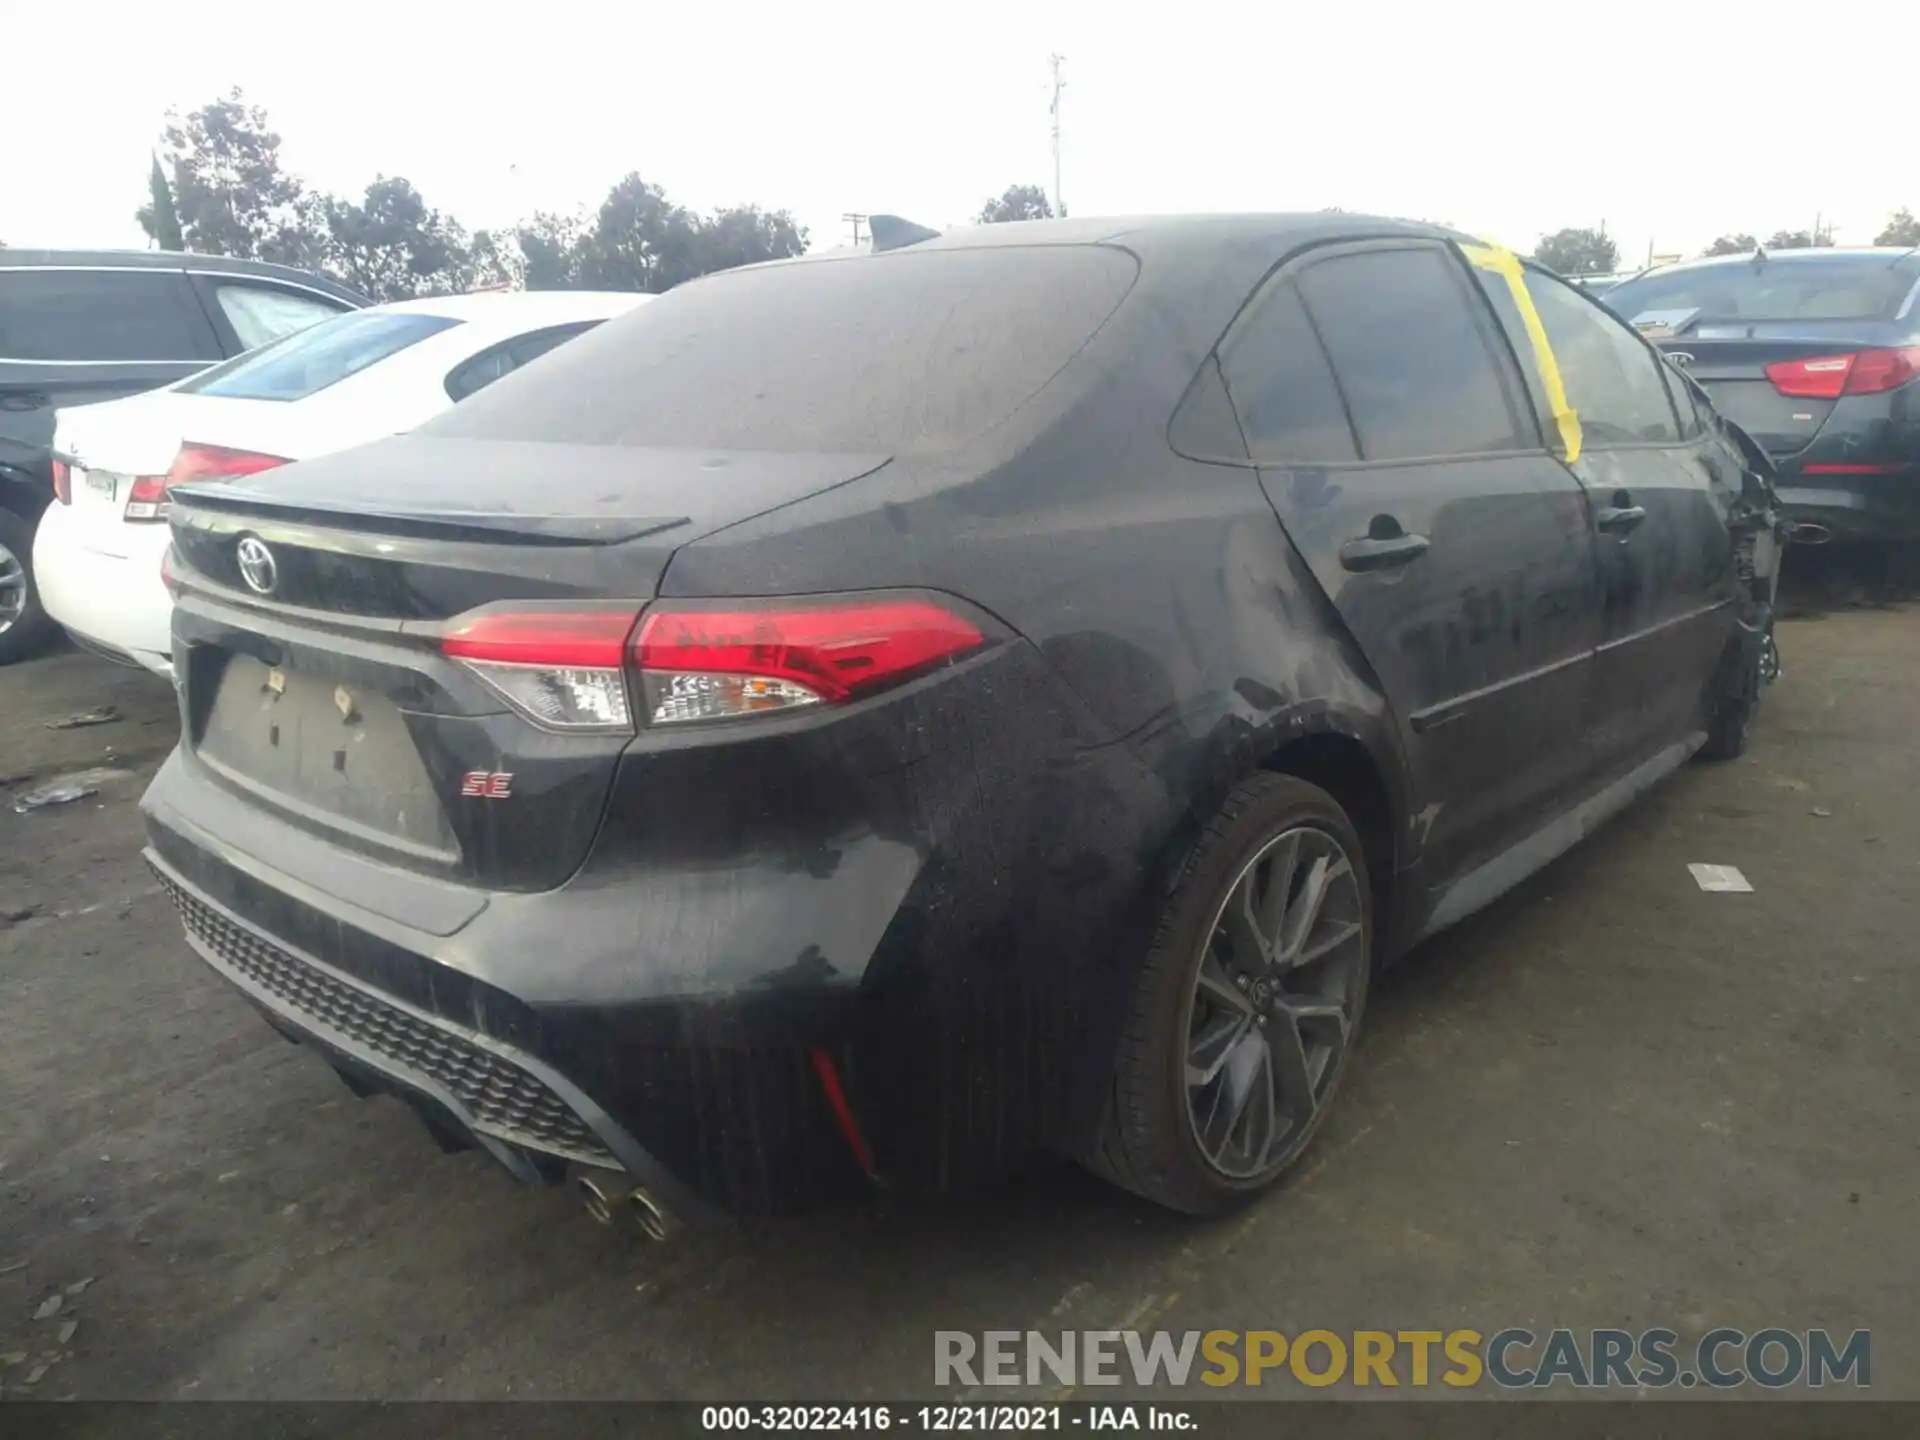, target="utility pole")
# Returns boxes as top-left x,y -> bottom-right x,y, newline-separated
1049,53 -> 1066,218
842,212 -> 868,248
